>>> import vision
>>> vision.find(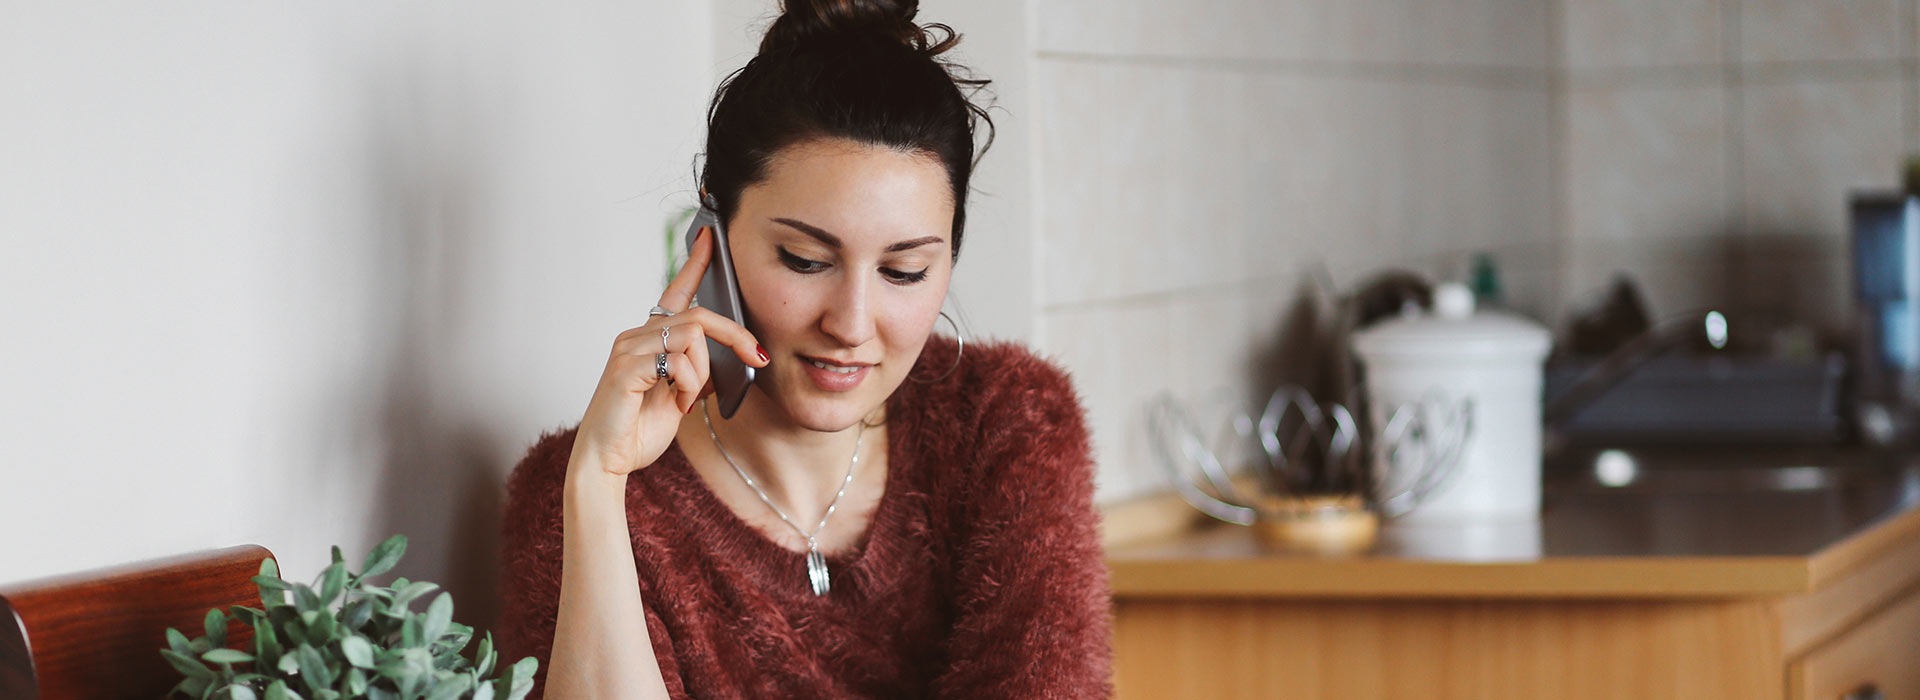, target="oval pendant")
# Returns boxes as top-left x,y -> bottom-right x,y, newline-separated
806,549 -> 831,596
